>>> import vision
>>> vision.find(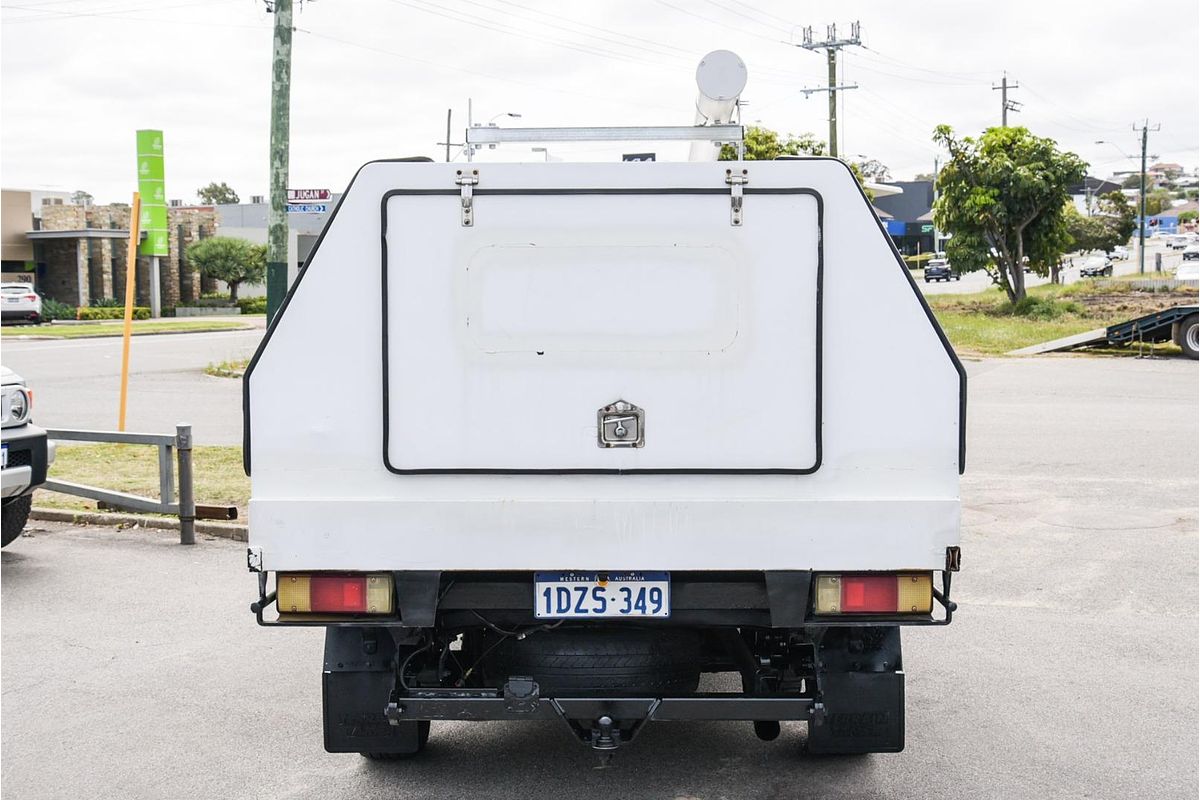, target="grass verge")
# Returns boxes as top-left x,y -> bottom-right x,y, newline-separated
205,358 -> 250,378
929,280 -> 1194,356
2,320 -> 247,339
36,443 -> 249,518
